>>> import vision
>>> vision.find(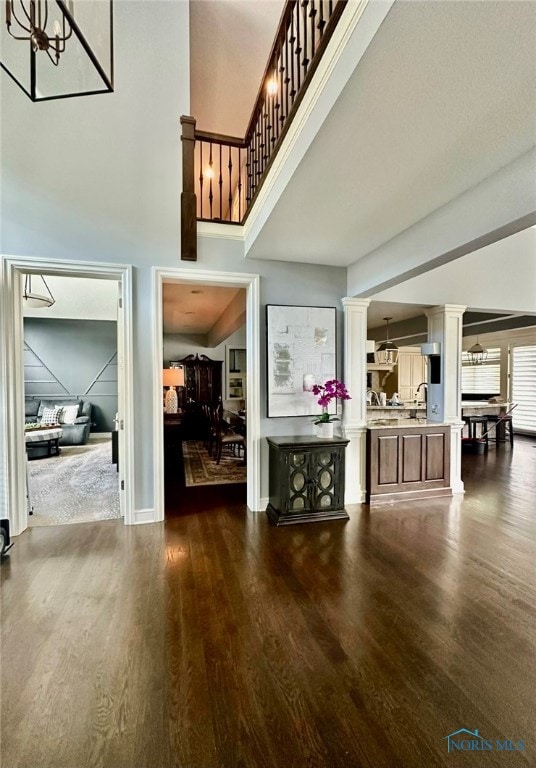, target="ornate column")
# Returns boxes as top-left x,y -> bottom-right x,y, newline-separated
425,304 -> 466,495
342,297 -> 370,504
